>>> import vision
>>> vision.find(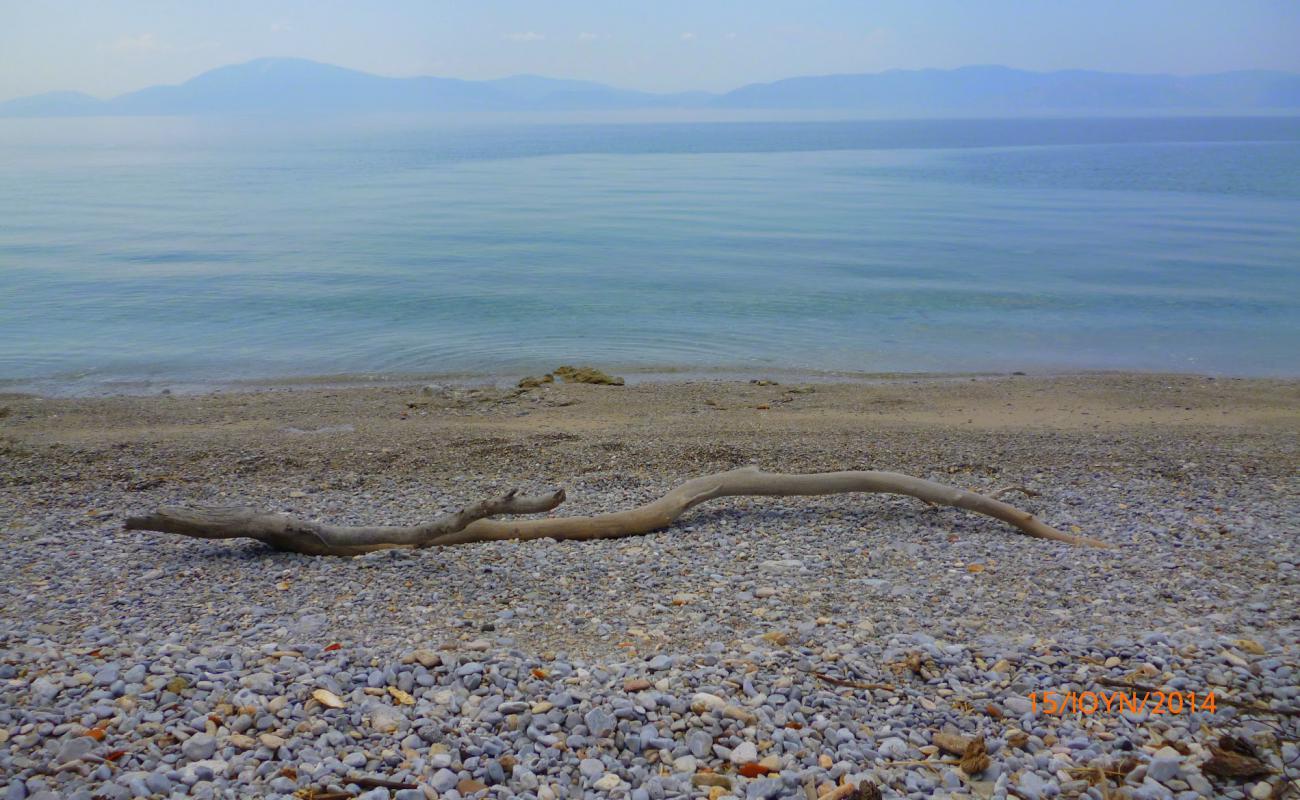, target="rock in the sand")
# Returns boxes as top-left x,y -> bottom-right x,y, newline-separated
647,654 -> 673,671
430,769 -> 458,793
368,706 -> 404,733
1017,771 -> 1048,800
731,742 -> 759,764
687,730 -> 714,758
92,666 -> 118,686
691,692 -> 725,712
55,737 -> 96,765
585,708 -> 616,738
181,734 -> 216,761
878,737 -> 909,758
31,677 -> 60,704
759,559 -> 806,573
239,672 -> 276,693
1146,747 -> 1182,783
